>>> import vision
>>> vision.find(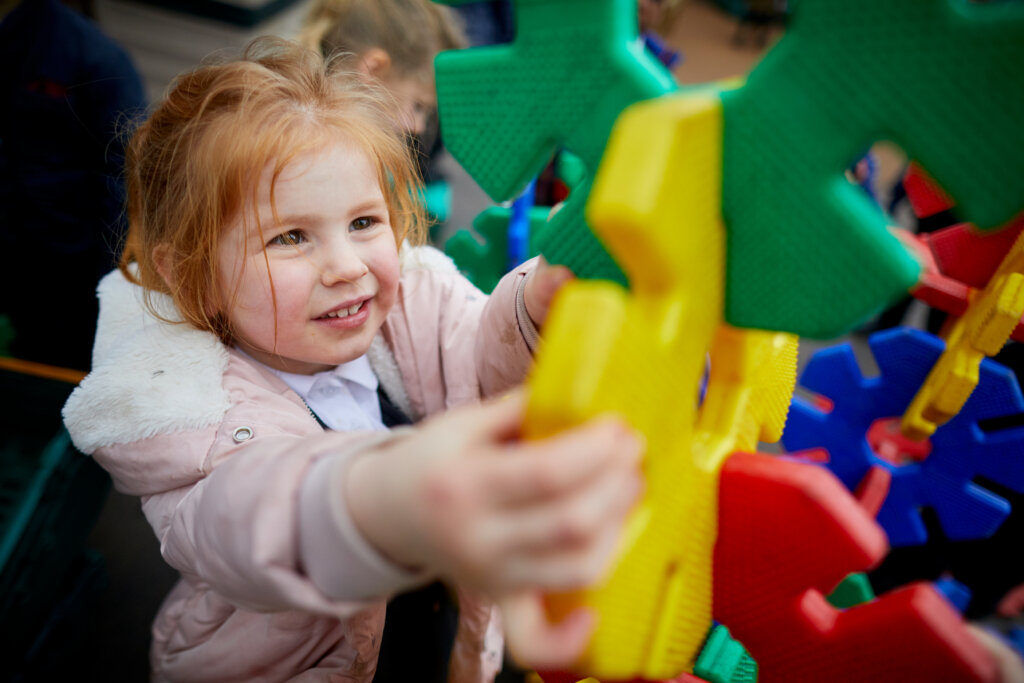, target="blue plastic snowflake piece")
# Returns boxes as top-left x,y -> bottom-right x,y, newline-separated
933,576 -> 971,614
782,327 -> 1024,547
